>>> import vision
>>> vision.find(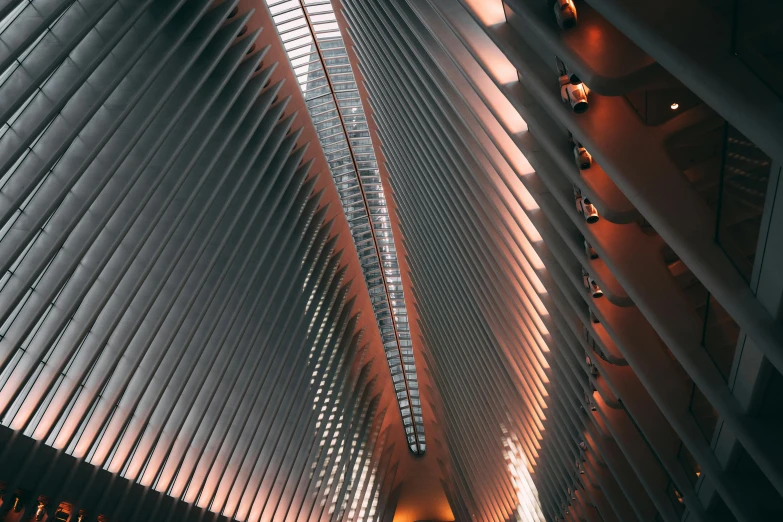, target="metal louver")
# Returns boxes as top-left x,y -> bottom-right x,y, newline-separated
0,1 -> 391,520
